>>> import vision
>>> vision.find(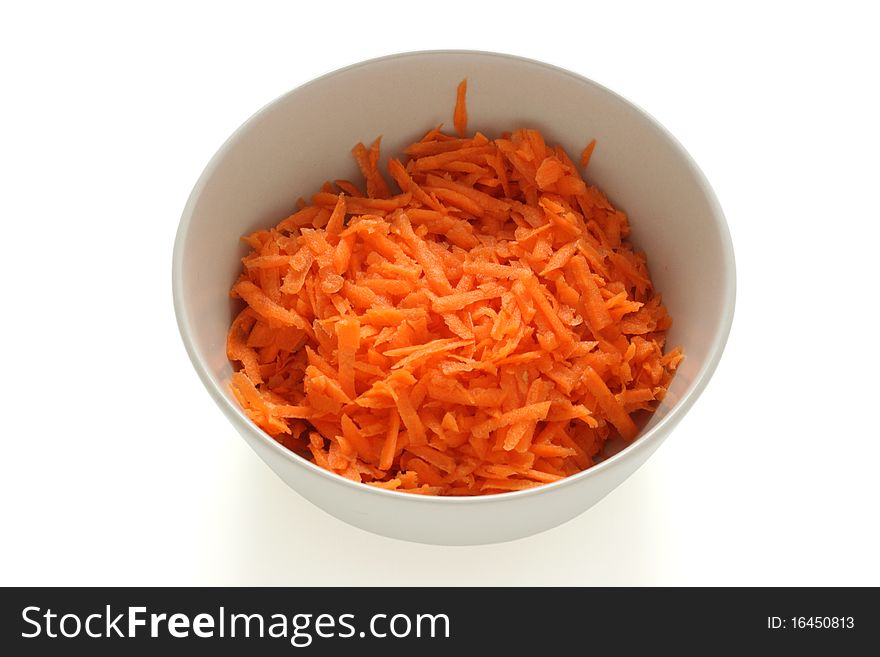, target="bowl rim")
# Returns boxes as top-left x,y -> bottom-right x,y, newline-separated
172,49 -> 736,505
